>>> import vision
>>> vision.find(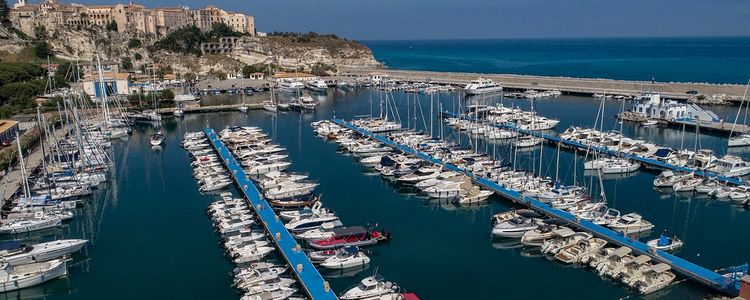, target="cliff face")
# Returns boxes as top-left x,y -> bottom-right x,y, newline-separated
230,35 -> 380,69
35,25 -> 379,75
